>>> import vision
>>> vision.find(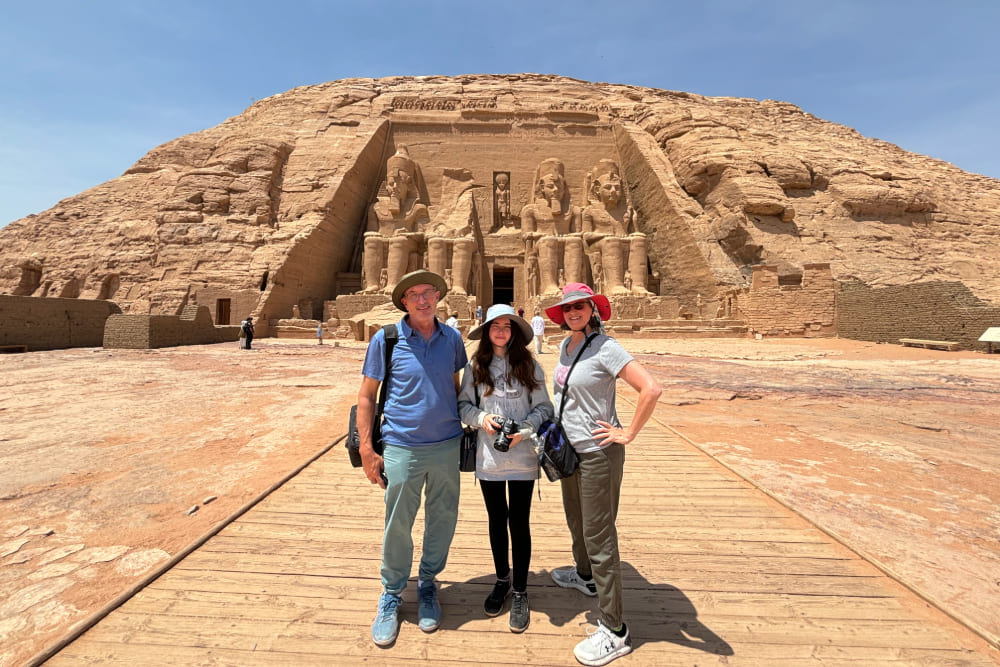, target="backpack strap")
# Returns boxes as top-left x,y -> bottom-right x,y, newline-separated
376,324 -> 398,422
